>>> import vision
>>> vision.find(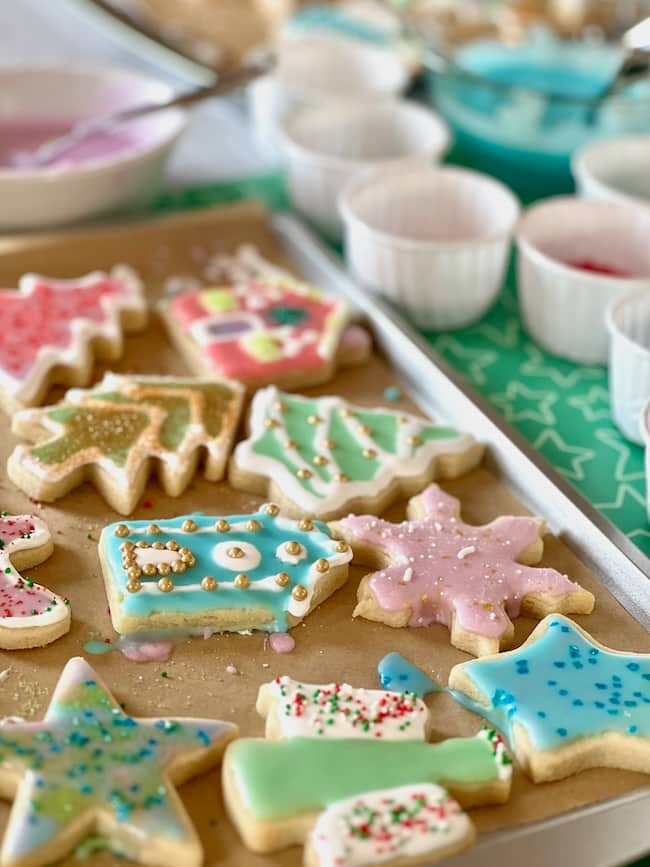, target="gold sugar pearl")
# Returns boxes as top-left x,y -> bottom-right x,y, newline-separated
142,563 -> 157,577
119,541 -> 135,553
292,585 -> 308,602
274,400 -> 287,413
264,418 -> 279,429
201,576 -> 218,592
297,468 -> 312,480
147,524 -> 161,535
158,577 -> 174,593
114,524 -> 129,538
334,472 -> 349,483
285,540 -> 302,556
152,541 -> 165,550
179,546 -> 193,559
227,546 -> 245,559
357,424 -> 371,435
137,540 -> 150,549
215,519 -> 230,533
407,435 -> 422,447
246,519 -> 262,532
166,540 -> 179,551
312,455 -> 328,466
340,408 -> 354,418
126,578 -> 141,593
284,439 -> 297,449
315,558 -> 330,573
399,416 -> 409,425
336,541 -> 349,553
275,572 -> 290,587
171,560 -> 187,574
307,415 -> 322,425
182,519 -> 197,533
323,439 -> 336,450
299,519 -> 314,531
362,448 -> 377,459
185,554 -> 196,568
157,563 -> 171,576
264,503 -> 280,517
127,566 -> 142,581
234,573 -> 250,589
